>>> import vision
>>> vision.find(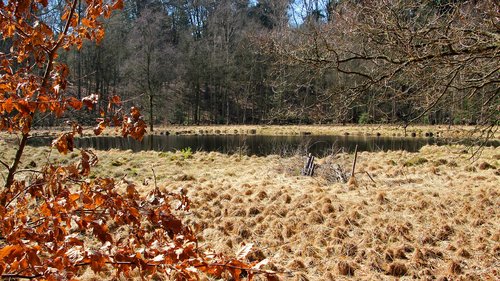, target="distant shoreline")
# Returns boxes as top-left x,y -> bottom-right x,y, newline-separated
13,124 -> 499,140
